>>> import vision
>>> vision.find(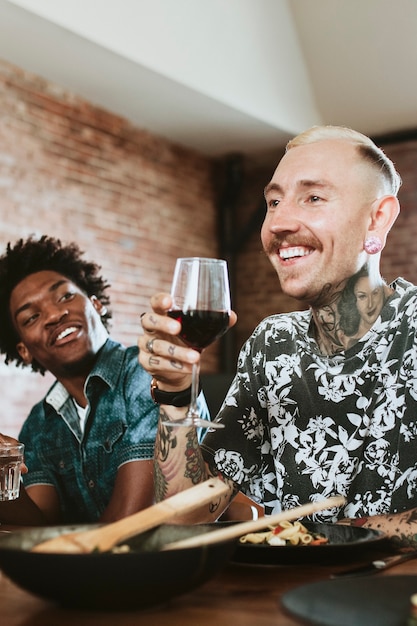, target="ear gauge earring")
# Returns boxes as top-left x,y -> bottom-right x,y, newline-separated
364,236 -> 382,255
